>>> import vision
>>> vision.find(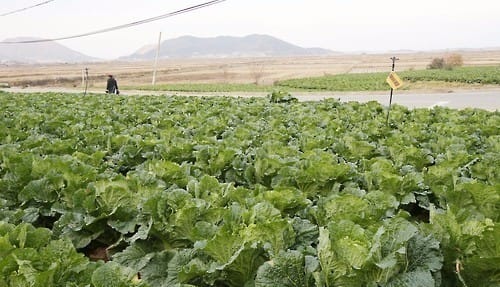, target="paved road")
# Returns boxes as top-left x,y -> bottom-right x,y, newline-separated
2,87 -> 499,111
296,90 -> 500,111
